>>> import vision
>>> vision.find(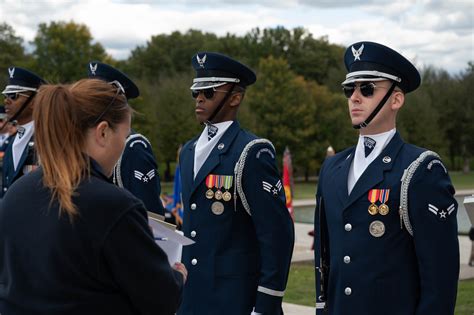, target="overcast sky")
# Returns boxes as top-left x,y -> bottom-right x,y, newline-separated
1,0 -> 472,74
